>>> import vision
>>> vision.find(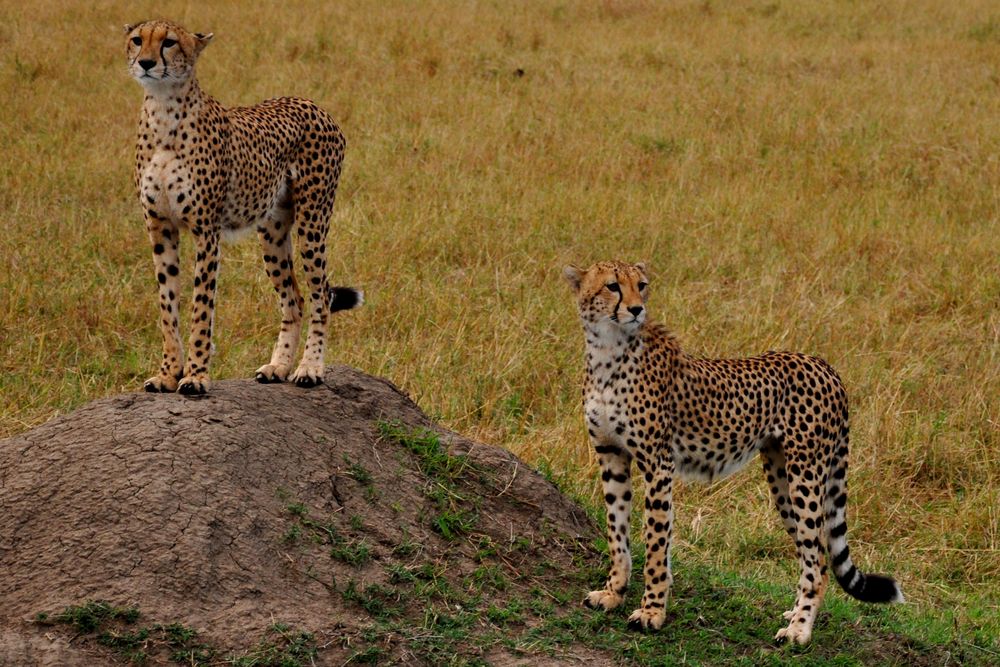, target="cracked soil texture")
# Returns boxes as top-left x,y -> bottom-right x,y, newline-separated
0,366 -> 603,665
